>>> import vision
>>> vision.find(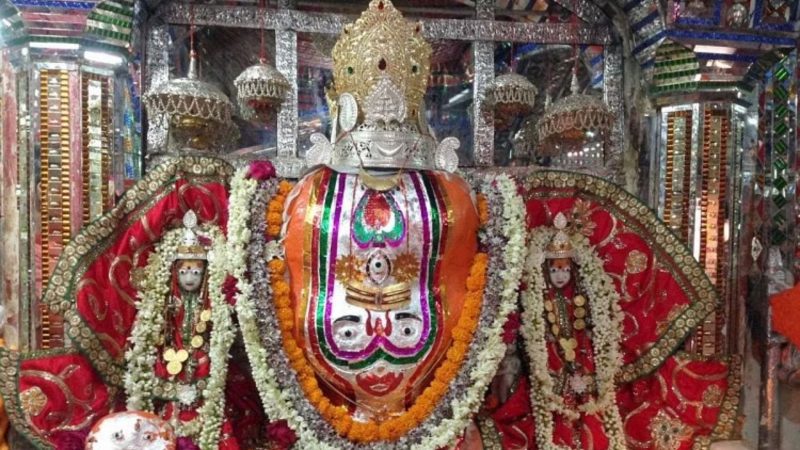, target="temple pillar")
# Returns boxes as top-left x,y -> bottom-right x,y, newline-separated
0,10 -> 142,350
